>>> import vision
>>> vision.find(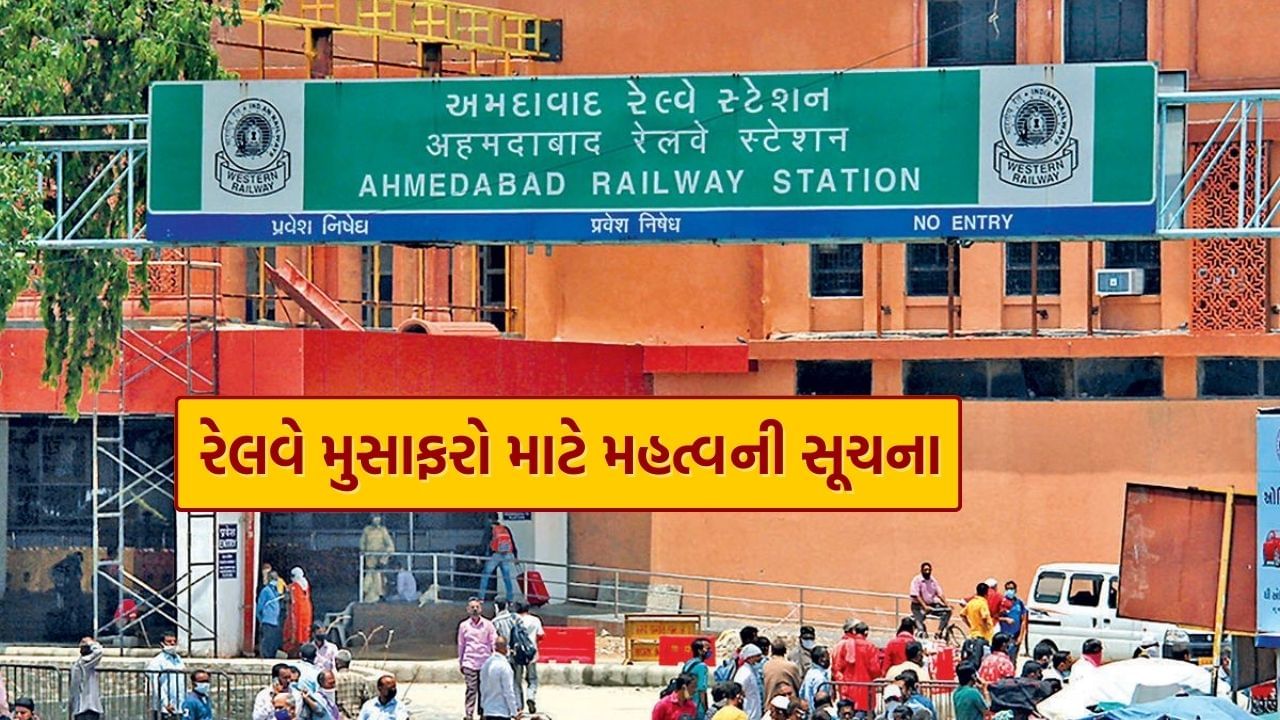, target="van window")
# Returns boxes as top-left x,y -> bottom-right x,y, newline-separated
1067,574 -> 1104,607
1034,572 -> 1066,604
1108,576 -> 1119,609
